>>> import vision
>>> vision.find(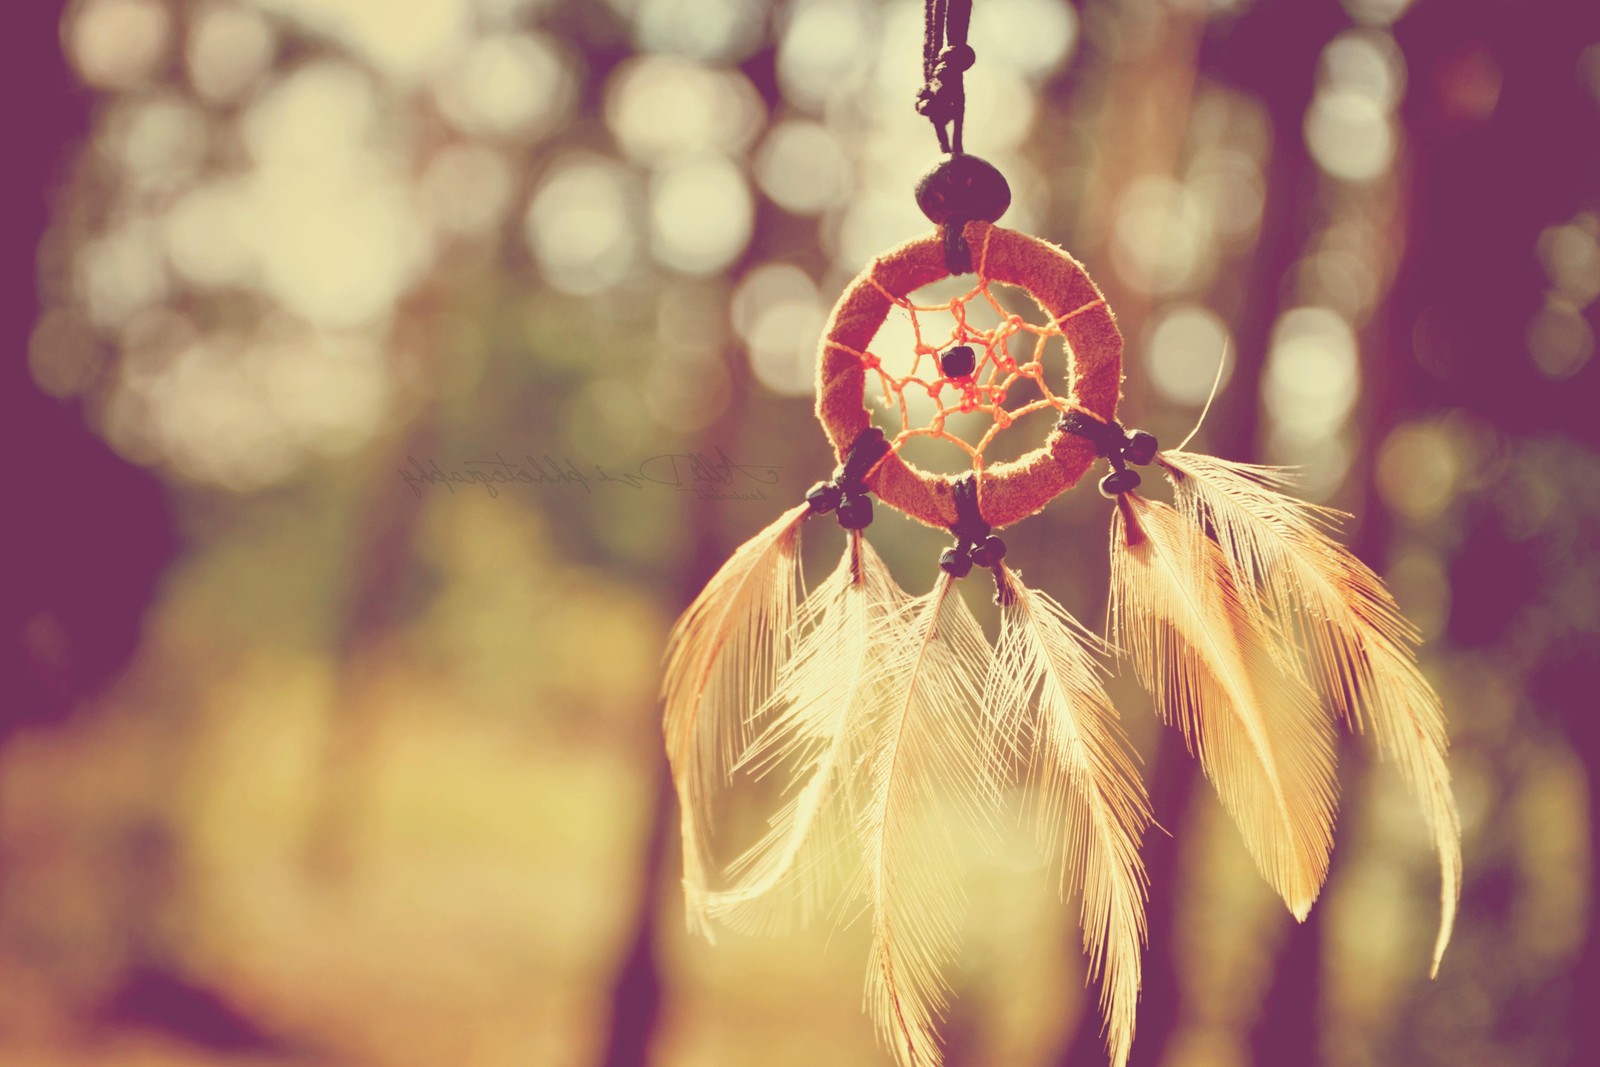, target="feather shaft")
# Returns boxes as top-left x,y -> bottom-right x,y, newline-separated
988,566 -> 1149,1067
860,574 -> 996,1067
